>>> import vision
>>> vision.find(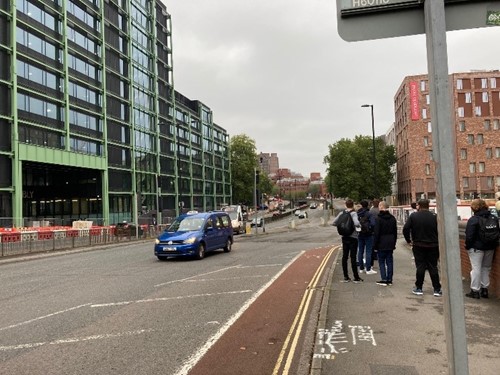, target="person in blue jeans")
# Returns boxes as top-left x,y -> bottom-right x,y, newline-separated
373,201 -> 398,286
357,200 -> 377,275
